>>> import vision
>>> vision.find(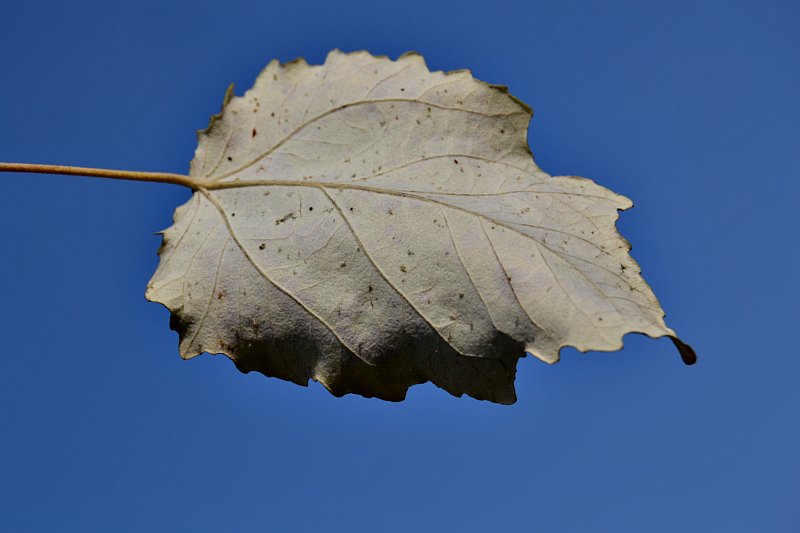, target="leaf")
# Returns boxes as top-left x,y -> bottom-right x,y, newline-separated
145,50 -> 694,404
